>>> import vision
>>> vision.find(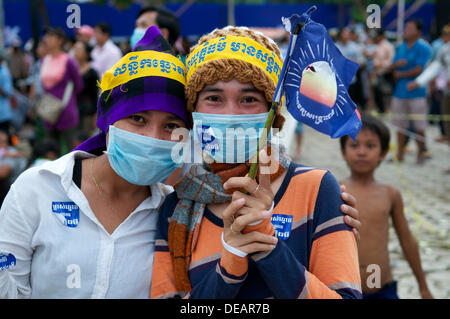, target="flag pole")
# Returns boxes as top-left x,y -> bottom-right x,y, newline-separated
248,21 -> 304,180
